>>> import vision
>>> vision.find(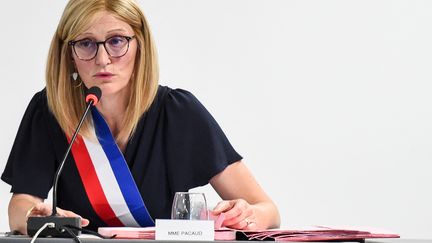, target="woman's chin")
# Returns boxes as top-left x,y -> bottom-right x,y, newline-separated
98,85 -> 129,98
